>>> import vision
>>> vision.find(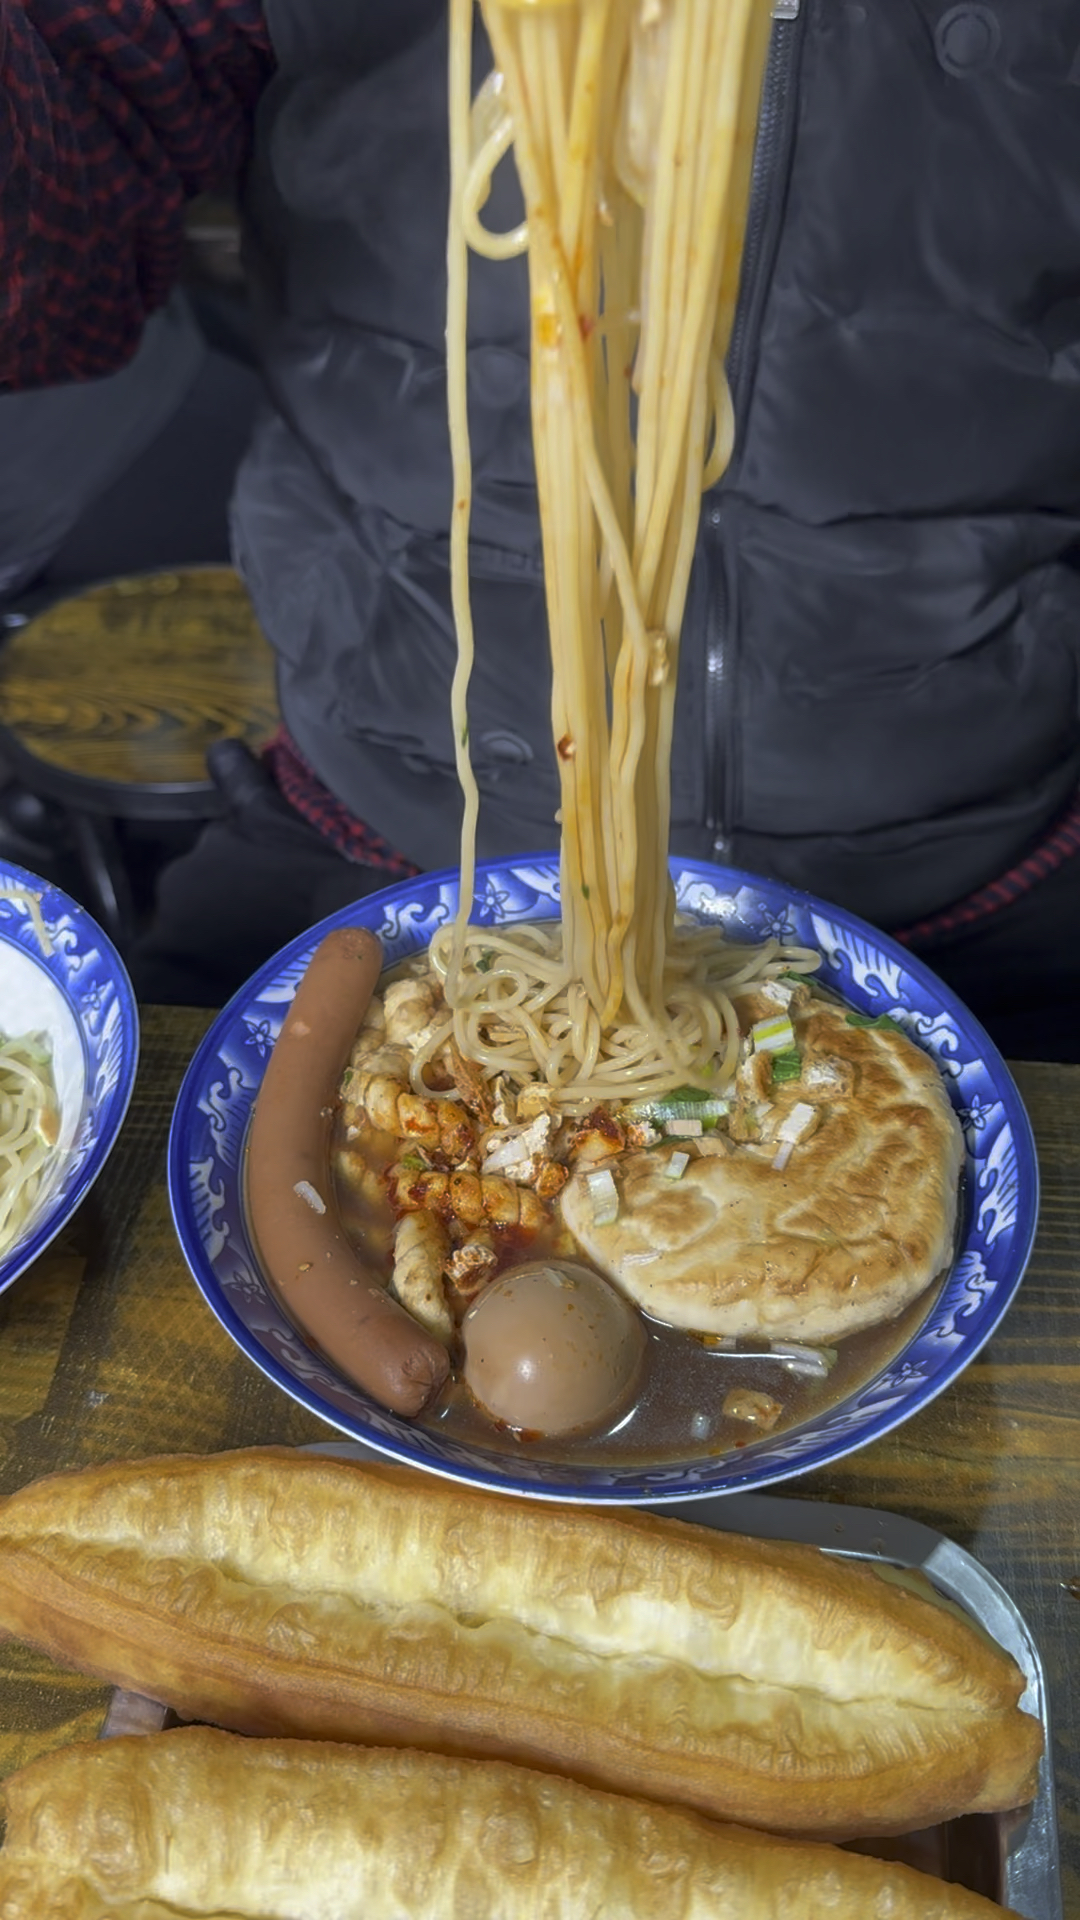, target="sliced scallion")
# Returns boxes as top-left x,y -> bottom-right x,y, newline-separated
293,1179 -> 326,1215
846,1010 -> 903,1034
751,1014 -> 796,1054
777,1102 -> 816,1144
586,1166 -> 619,1226
770,1048 -> 802,1085
621,1096 -> 729,1124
